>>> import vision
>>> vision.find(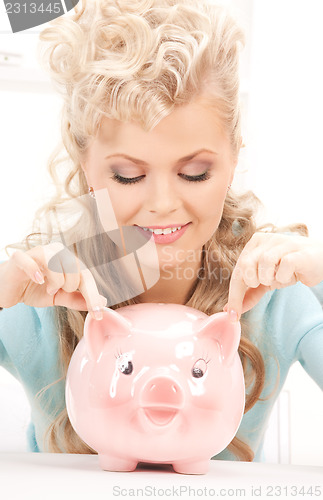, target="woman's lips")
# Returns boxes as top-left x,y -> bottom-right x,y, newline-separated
134,223 -> 191,244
